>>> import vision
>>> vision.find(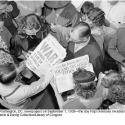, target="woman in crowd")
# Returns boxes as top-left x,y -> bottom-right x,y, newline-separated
10,13 -> 50,62
63,69 -> 123,109
107,80 -> 125,109
72,1 -> 94,27
0,17 -> 14,65
0,62 -> 52,109
84,7 -> 115,52
83,7 -> 117,71
80,1 -> 94,22
9,13 -> 51,84
9,13 -> 58,109
0,0 -> 20,35
99,70 -> 125,109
